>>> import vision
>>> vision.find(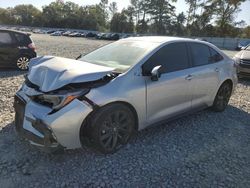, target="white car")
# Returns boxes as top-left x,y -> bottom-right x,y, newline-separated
14,37 -> 238,154
234,44 -> 250,78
